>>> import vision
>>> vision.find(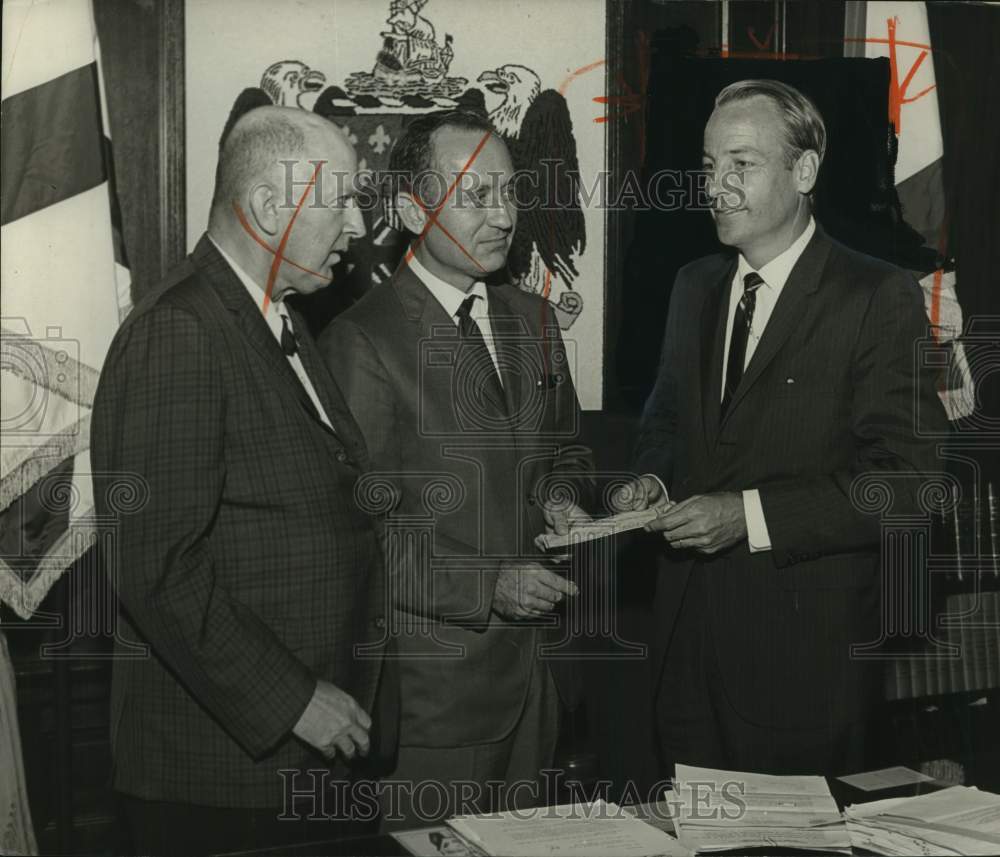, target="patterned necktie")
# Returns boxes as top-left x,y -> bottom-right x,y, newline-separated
280,313 -> 299,357
721,271 -> 765,418
455,293 -> 505,411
